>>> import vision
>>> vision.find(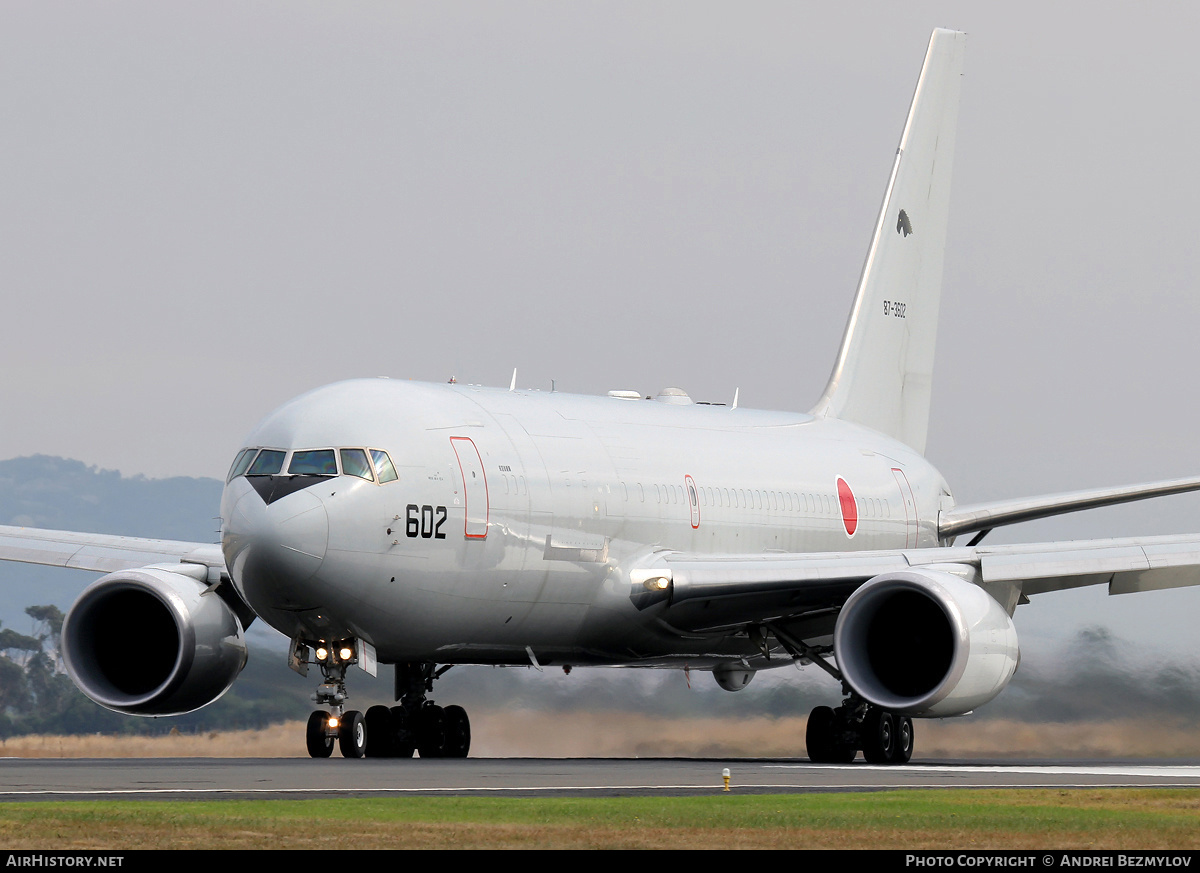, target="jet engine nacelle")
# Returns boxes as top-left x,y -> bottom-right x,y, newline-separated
62,566 -> 248,716
833,568 -> 1019,717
